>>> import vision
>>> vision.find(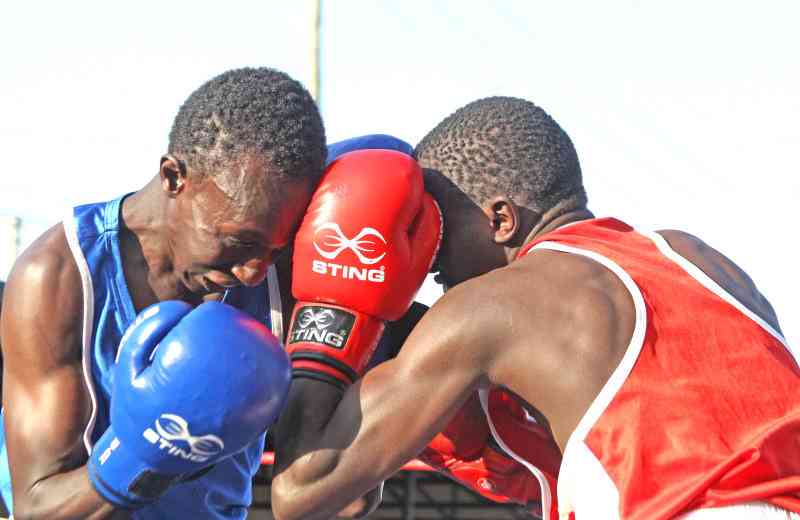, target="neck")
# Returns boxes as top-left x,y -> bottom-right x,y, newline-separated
504,204 -> 594,263
121,177 -> 162,232
120,177 -> 188,305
